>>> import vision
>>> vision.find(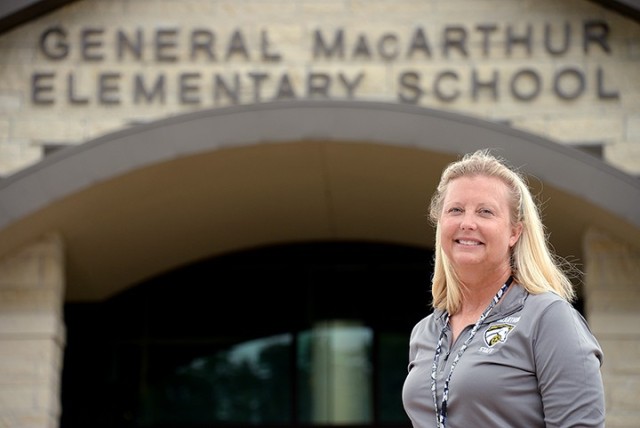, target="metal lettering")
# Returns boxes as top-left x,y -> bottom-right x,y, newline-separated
31,73 -> 55,104
544,22 -> 570,56
443,26 -> 468,58
81,27 -> 105,61
506,24 -> 532,56
583,20 -> 610,53
261,30 -> 282,62
597,66 -> 619,99
39,27 -> 69,60
313,29 -> 345,59
397,71 -> 423,104
134,74 -> 166,104
339,72 -> 365,98
156,28 -> 179,62
179,72 -> 201,104
433,71 -> 460,102
407,27 -> 432,59
353,34 -> 372,59
510,69 -> 541,101
68,73 -> 89,104
226,29 -> 250,60
117,29 -> 143,61
476,24 -> 497,57
214,74 -> 240,104
248,72 -> 269,102
472,69 -> 499,100
191,29 -> 215,61
308,73 -> 331,98
378,33 -> 399,61
98,72 -> 121,104
275,73 -> 296,99
554,67 -> 585,99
